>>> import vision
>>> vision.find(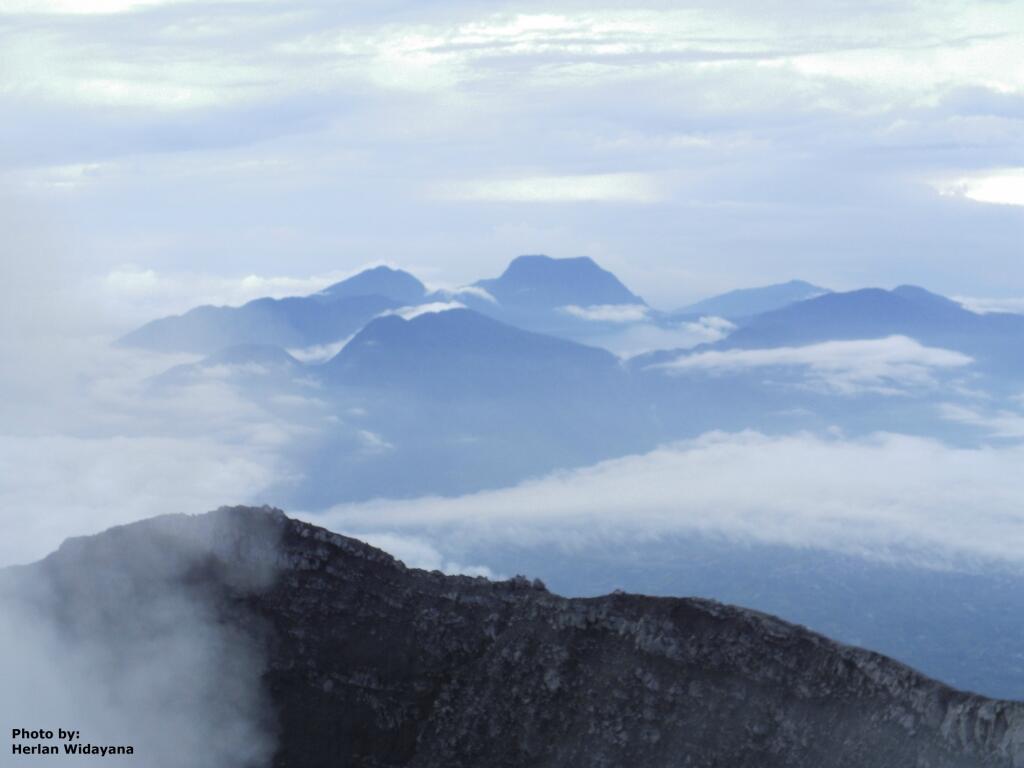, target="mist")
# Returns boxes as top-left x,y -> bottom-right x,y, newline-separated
0,511 -> 282,766
0,222 -> 308,565
0,218 -> 301,764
